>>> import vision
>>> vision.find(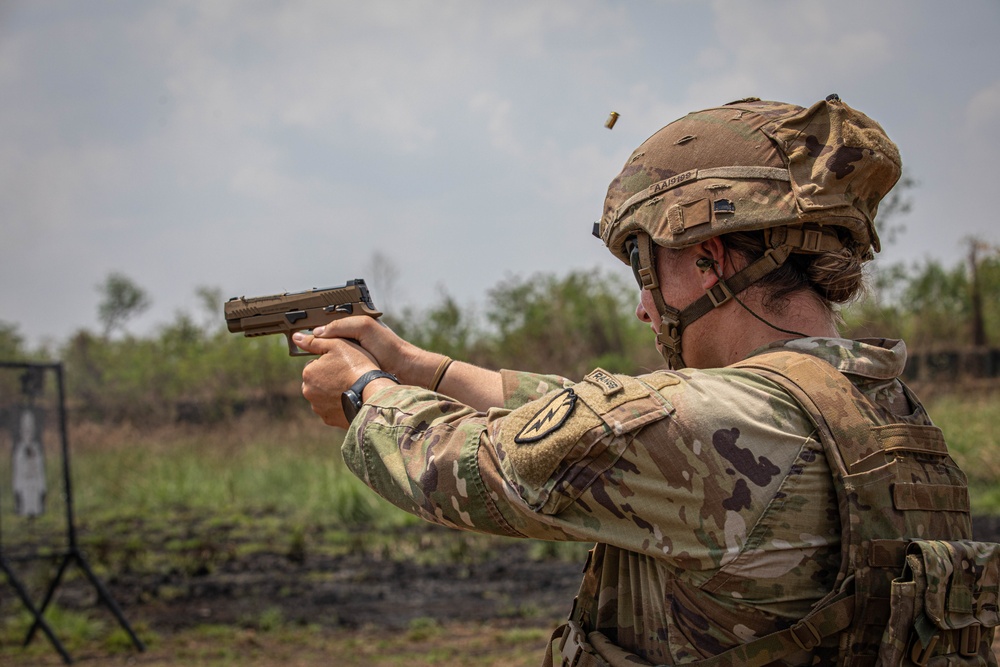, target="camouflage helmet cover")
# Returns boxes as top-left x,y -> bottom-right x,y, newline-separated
596,96 -> 902,264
